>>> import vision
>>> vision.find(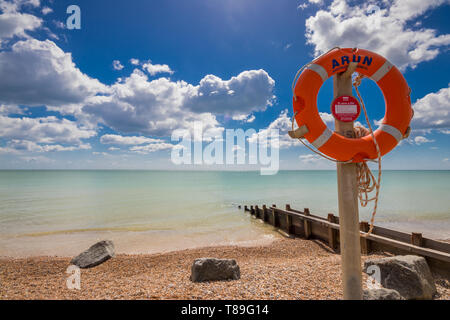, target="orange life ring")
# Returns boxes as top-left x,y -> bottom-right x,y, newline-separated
293,48 -> 413,163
